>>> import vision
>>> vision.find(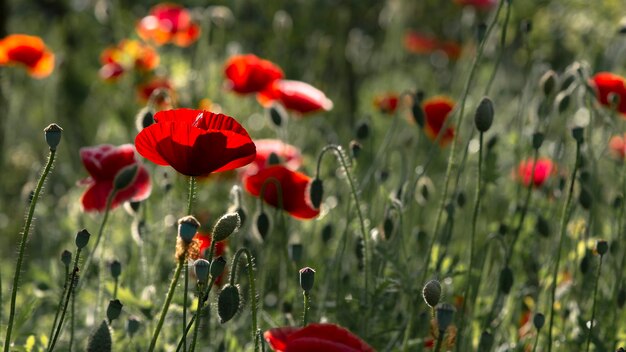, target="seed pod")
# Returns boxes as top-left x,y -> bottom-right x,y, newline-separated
422,280 -> 442,308
212,212 -> 241,242
44,123 -> 63,151
533,313 -> 545,330
61,250 -> 72,267
75,229 -> 91,249
217,284 -> 241,323
194,259 -> 211,284
532,132 -> 544,150
474,97 -> 494,132
555,91 -> 571,114
355,120 -> 370,140
299,267 -> 315,292
255,212 -> 270,239
435,303 -> 456,333
307,178 -> 324,209
579,187 -> 593,210
456,191 -> 466,208
596,240 -> 609,256
178,216 -> 201,243
109,260 -> 122,279
499,266 -> 514,294
536,215 -> 550,237
106,299 -> 123,322
86,320 -> 112,352
539,70 -> 557,97
411,97 -> 425,127
383,216 -> 394,239
126,316 -> 141,337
